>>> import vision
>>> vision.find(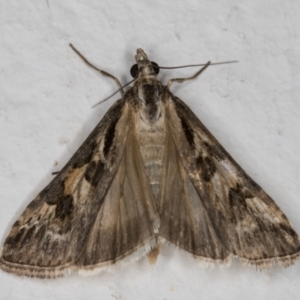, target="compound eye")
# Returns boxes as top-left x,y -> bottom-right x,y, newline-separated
130,64 -> 139,78
151,61 -> 159,74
